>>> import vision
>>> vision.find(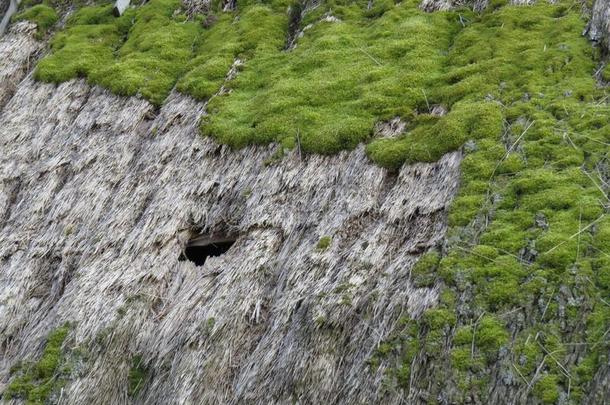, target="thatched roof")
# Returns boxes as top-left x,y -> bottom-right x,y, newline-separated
586,0 -> 610,52
0,23 -> 462,404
